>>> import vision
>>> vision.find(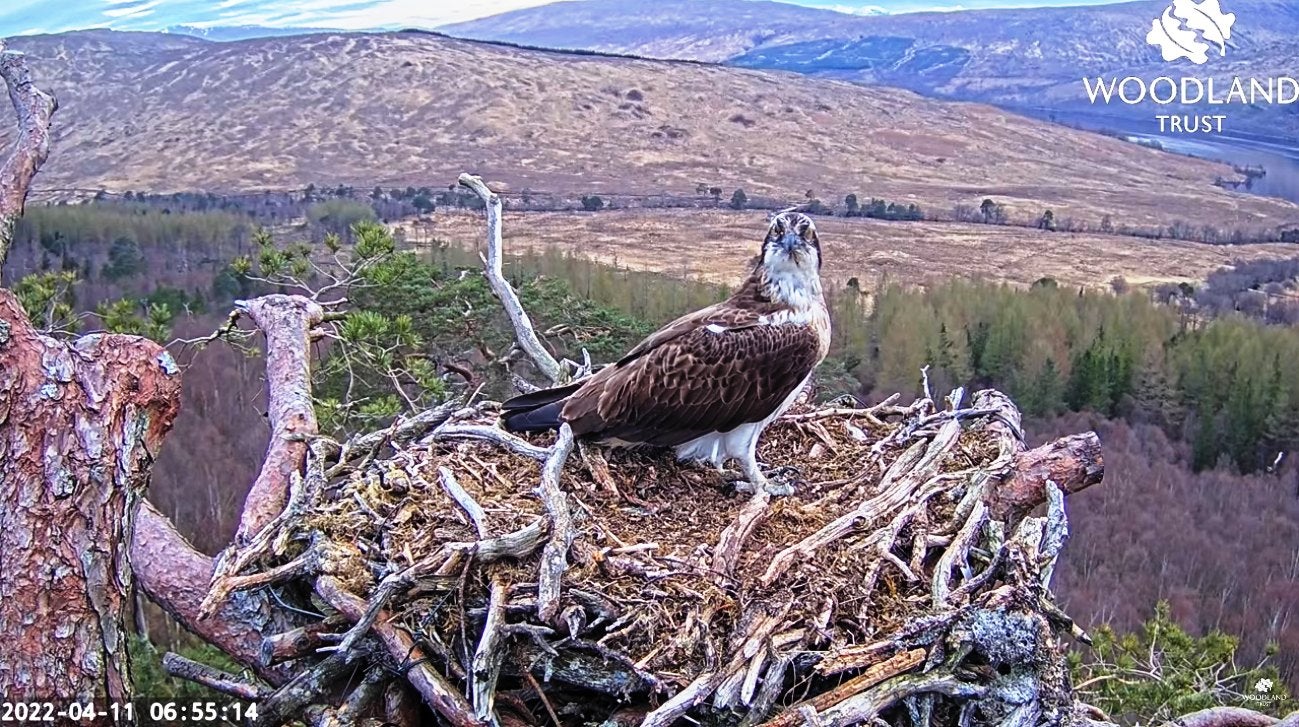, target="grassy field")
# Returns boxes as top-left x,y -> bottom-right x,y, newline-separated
411,209 -> 1299,291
